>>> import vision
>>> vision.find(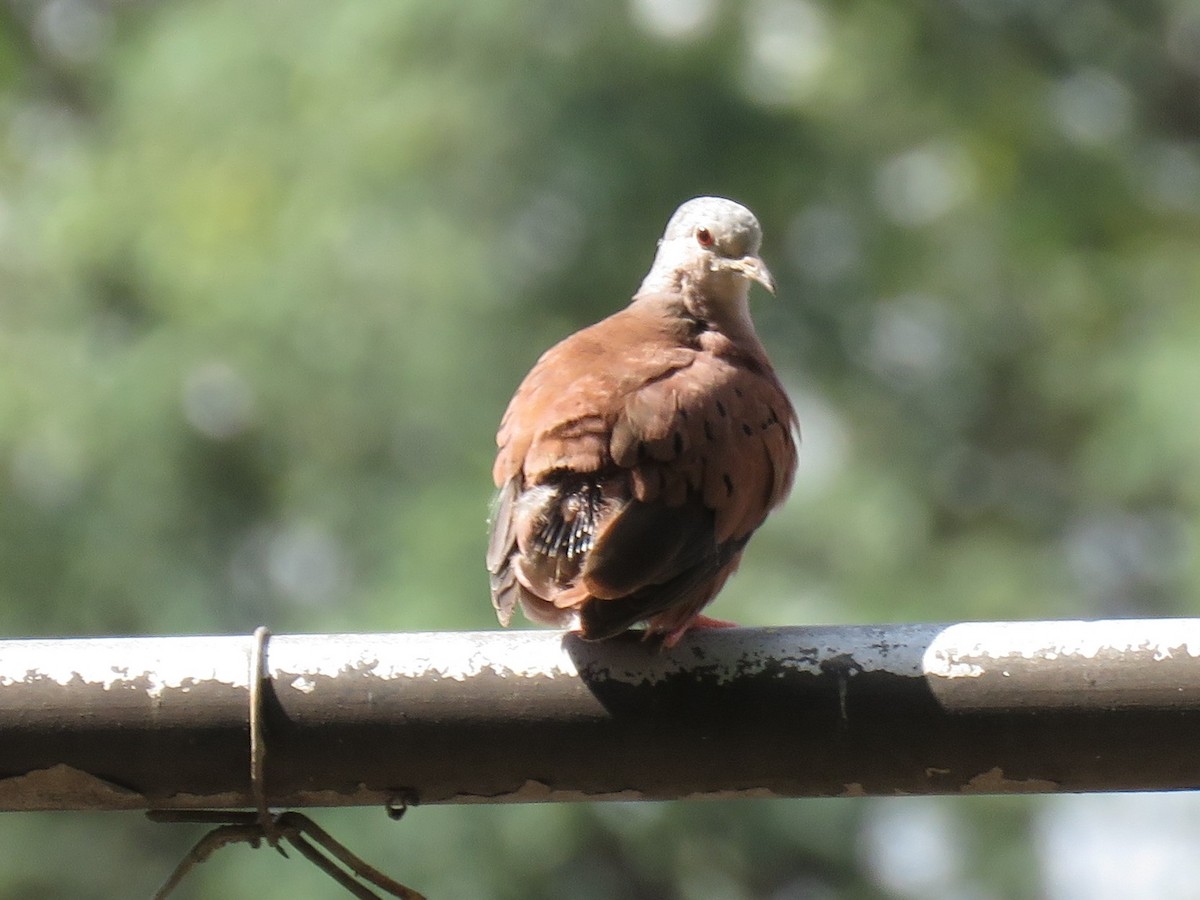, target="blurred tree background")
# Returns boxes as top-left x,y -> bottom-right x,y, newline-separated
1,0 -> 1199,896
